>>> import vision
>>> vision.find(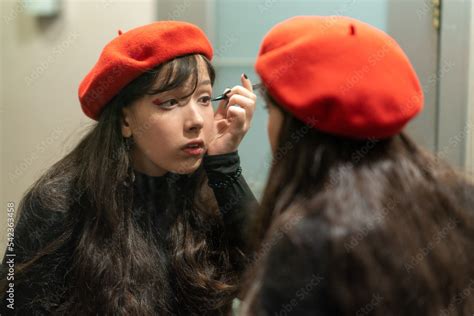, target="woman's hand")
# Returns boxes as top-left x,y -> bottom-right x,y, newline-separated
207,74 -> 257,155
